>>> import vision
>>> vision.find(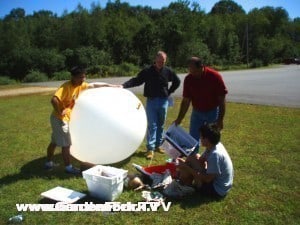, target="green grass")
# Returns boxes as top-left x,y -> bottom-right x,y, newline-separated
0,93 -> 299,225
